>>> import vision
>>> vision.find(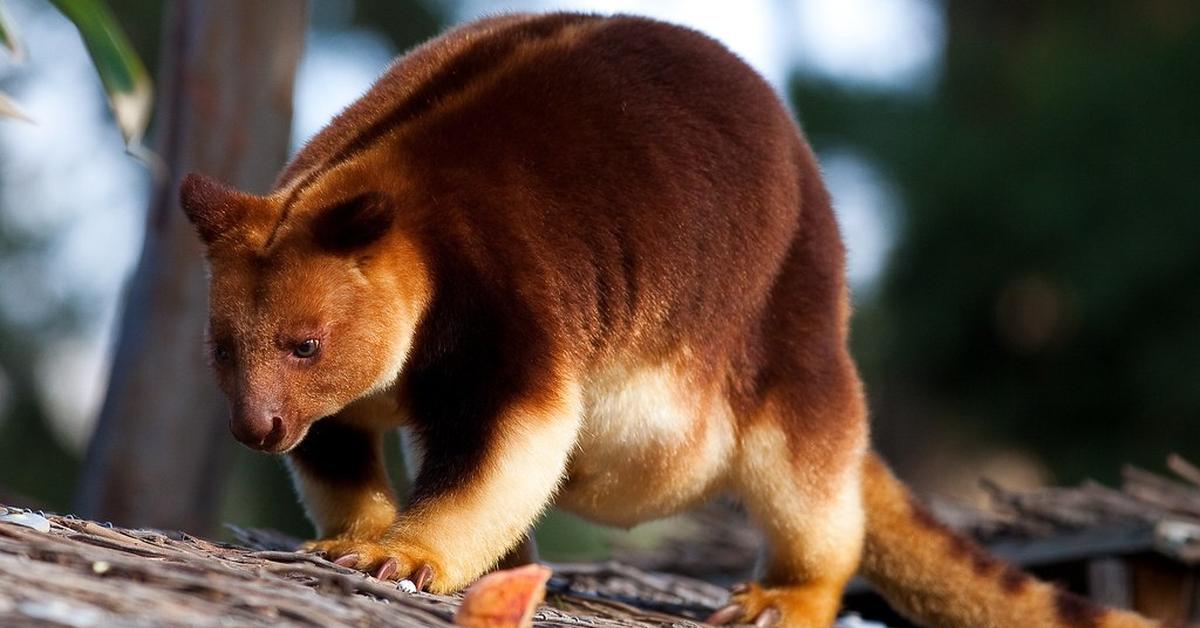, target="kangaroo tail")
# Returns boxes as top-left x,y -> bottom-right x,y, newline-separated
860,452 -> 1159,627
